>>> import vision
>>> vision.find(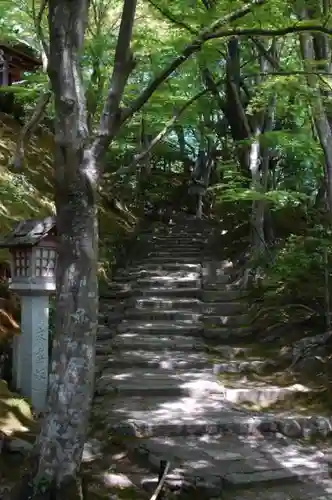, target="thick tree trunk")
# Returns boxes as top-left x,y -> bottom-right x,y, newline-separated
12,1 -> 99,498
35,148 -> 98,490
